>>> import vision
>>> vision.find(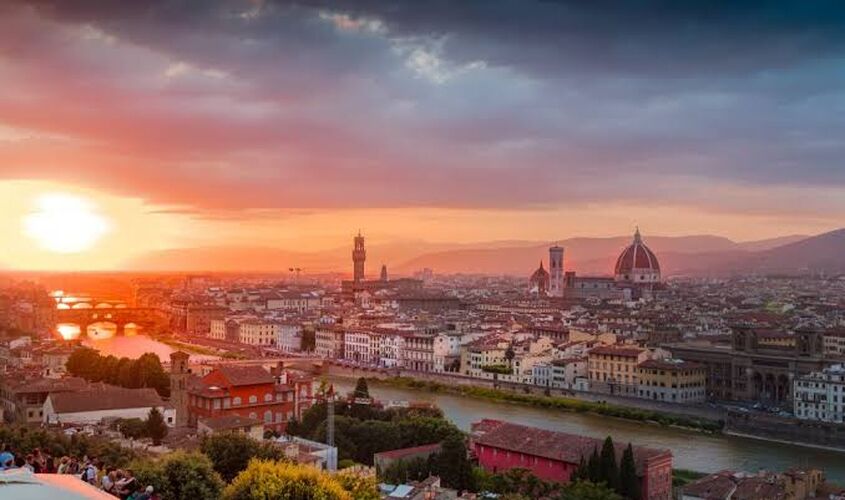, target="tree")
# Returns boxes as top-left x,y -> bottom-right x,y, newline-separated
115,418 -> 147,440
599,436 -> 618,490
555,480 -> 622,500
619,443 -> 640,500
432,434 -> 475,491
145,408 -> 168,445
200,432 -> 285,482
223,460 -> 366,500
587,447 -> 601,483
335,469 -> 380,500
353,377 -> 370,399
505,344 -> 515,369
571,454 -> 587,482
301,326 -> 316,352
132,452 -> 224,500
